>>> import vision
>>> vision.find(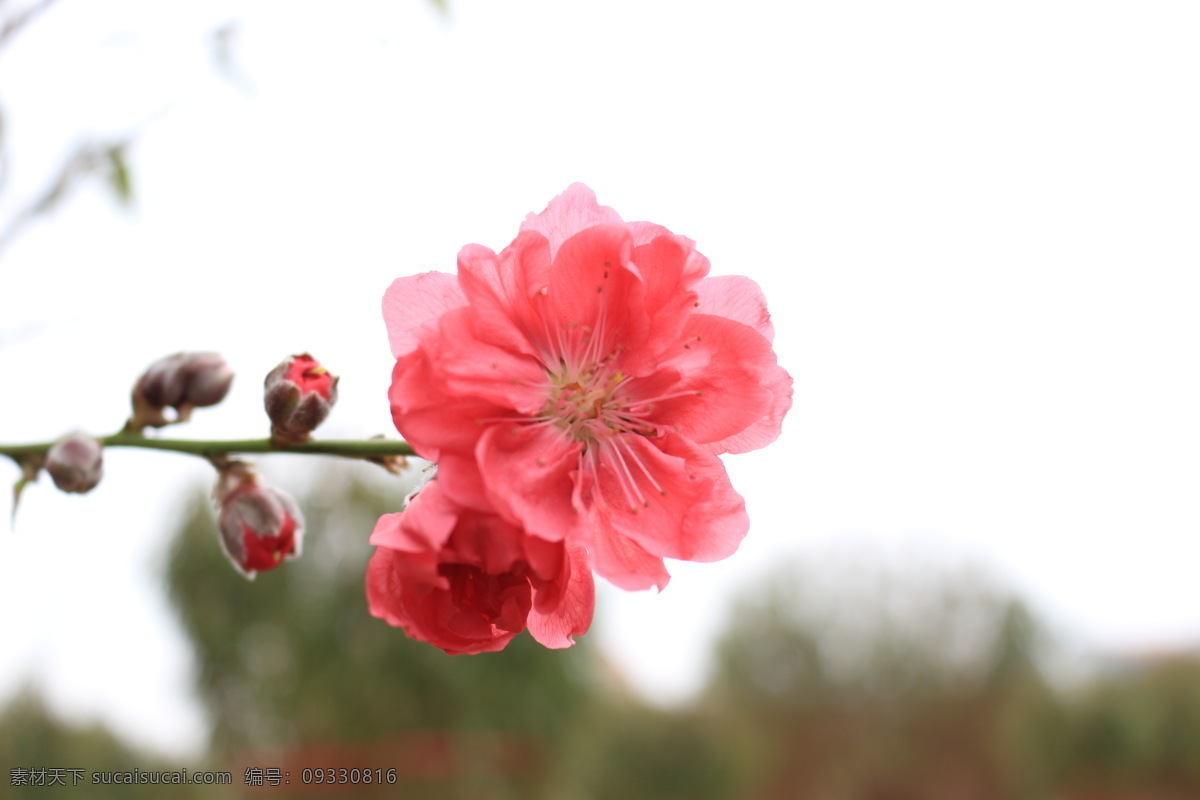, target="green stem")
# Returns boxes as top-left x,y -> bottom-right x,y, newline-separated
0,432 -> 416,463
